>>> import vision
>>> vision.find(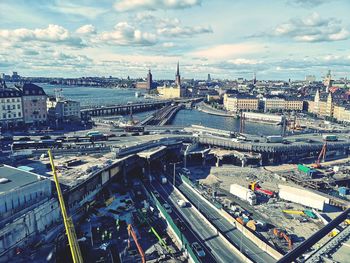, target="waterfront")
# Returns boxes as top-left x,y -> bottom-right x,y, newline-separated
172,109 -> 283,135
40,84 -> 148,107
40,85 -> 282,136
